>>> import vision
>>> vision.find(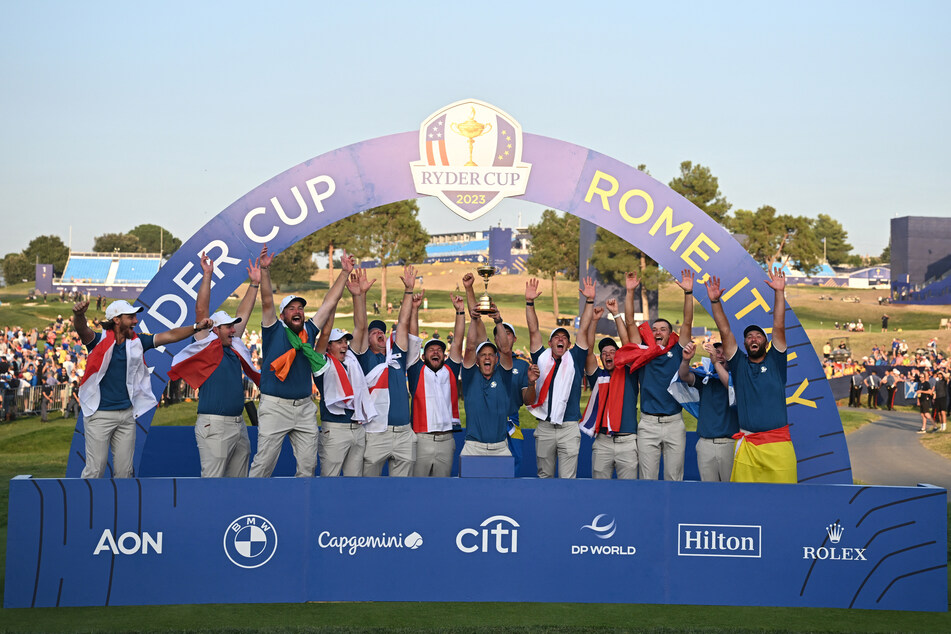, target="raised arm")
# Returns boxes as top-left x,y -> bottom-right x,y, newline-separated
676,269 -> 695,342
310,251 -> 355,332
449,293 -> 466,364
462,272 -> 478,317
765,266 -> 787,353
585,305 -> 605,375
576,276 -> 595,351
523,364 -> 540,405
260,245 -> 276,327
154,318 -> 214,347
703,341 -> 730,388
490,304 -> 513,370
705,276 -> 737,360
606,298 -> 630,345
463,308 -> 482,368
624,272 -> 642,344
348,268 -> 374,354
315,309 -> 334,354
678,341 -> 697,387
395,264 -> 416,351
71,300 -> 95,345
525,278 -> 543,353
410,290 -> 424,337
195,251 -> 214,324
233,248 -> 264,339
